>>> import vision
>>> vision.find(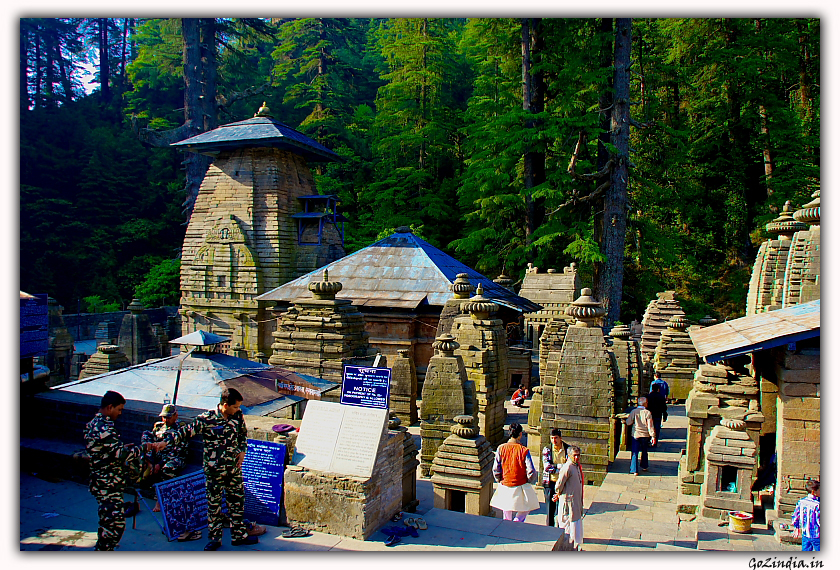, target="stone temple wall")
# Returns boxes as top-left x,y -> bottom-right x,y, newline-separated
180,147 -> 344,360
